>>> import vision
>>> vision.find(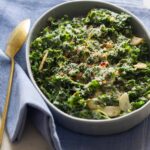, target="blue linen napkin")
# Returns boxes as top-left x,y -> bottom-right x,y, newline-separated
0,0 -> 150,150
0,50 -> 61,150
